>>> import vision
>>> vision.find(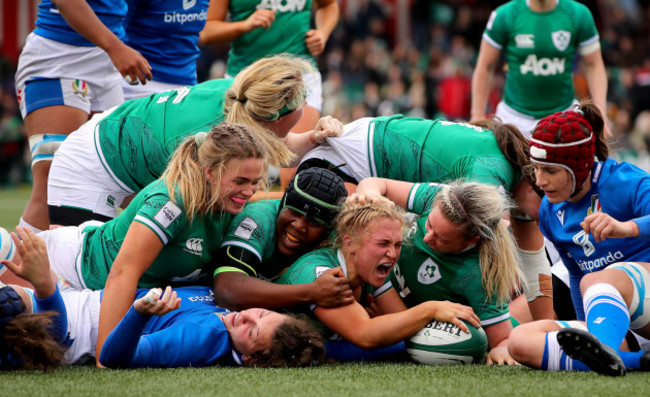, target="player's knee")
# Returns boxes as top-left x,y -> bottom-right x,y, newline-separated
507,326 -> 533,363
28,134 -> 67,167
